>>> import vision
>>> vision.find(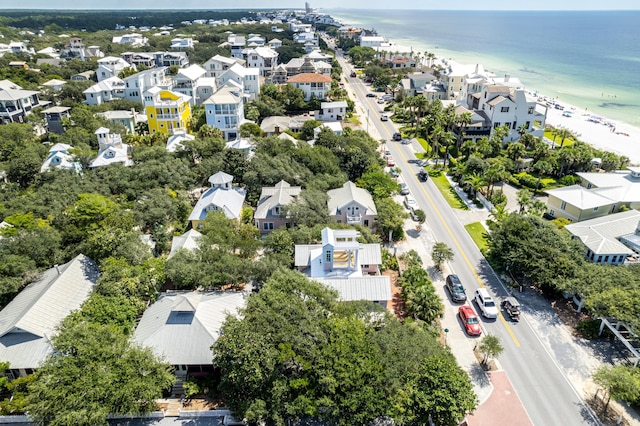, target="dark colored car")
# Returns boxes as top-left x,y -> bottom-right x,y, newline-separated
446,274 -> 467,302
458,305 -> 482,336
392,132 -> 402,141
350,71 -> 357,77
418,169 -> 428,182
366,93 -> 376,98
